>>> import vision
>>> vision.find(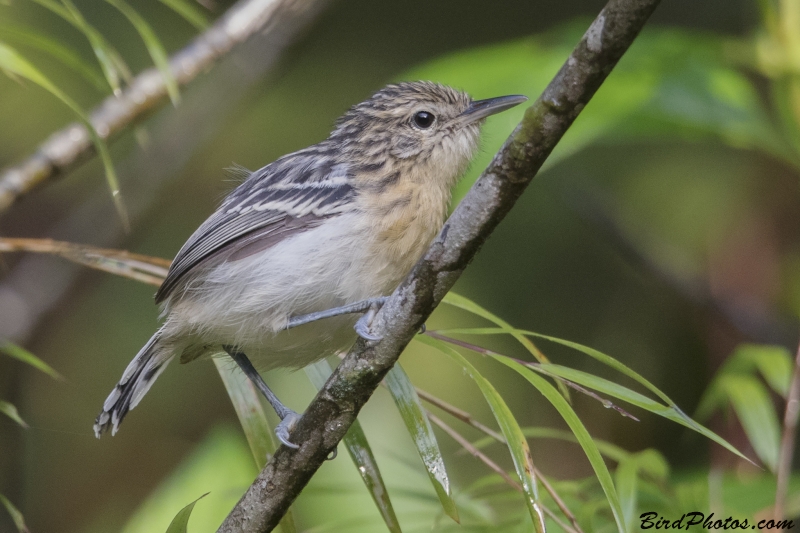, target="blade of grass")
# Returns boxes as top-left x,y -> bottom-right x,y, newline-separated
306,360 -> 402,533
436,326 -> 680,409
0,494 -> 28,533
214,358 -> 297,533
157,0 -> 209,30
0,401 -> 28,428
488,354 -> 626,533
528,362 -> 753,464
0,339 -> 62,380
0,22 -> 106,89
442,293 -> 549,364
442,293 -> 570,400
426,411 -> 582,533
717,374 -> 780,472
470,426 -> 631,464
414,388 -> 584,532
165,493 -> 207,533
28,0 -> 131,92
416,335 -> 546,533
0,42 -> 128,227
105,0 -> 180,105
384,364 -> 459,523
